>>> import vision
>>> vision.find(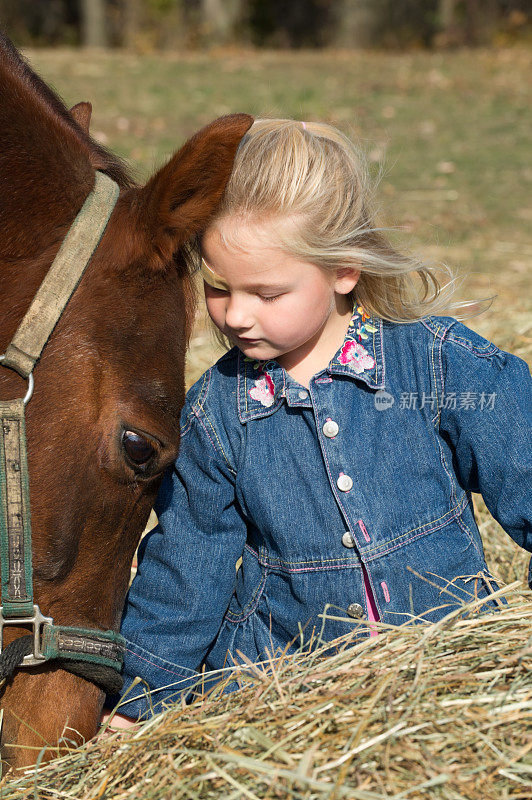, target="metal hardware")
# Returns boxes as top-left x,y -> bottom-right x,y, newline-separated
0,604 -> 53,666
347,602 -> 364,619
323,419 -> 339,438
0,355 -> 34,405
